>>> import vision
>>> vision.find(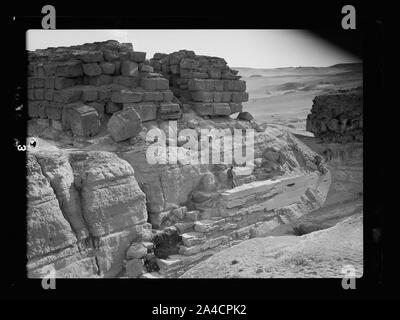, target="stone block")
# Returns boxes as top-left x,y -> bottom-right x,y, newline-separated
54,77 -> 75,90
121,61 -> 139,77
80,86 -> 98,102
208,69 -> 221,79
43,64 -> 57,76
223,80 -> 235,91
157,78 -> 169,90
130,51 -> 146,63
103,50 -> 120,61
112,89 -> 143,103
44,77 -> 55,89
74,51 -> 103,63
113,76 -> 139,88
82,63 -> 102,76
100,62 -> 115,74
191,103 -> 213,116
141,77 -> 157,91
213,92 -> 222,102
67,104 -> 100,137
180,58 -> 199,69
214,80 -> 224,91
232,92 -> 249,102
140,64 -> 153,73
213,103 -> 231,116
56,62 -> 83,77
221,91 -> 232,103
191,91 -> 214,102
170,64 -> 180,74
163,91 -> 174,102
44,89 -> 54,101
87,101 -> 105,119
124,102 -> 157,122
45,101 -> 64,120
107,108 -> 143,142
143,91 -> 163,102
234,80 -> 246,92
230,103 -> 243,114
53,87 -> 82,103
158,103 -> 181,120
